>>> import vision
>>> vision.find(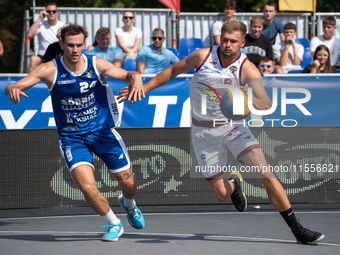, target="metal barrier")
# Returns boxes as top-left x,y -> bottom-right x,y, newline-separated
179,12 -> 311,47
21,7 -> 314,73
20,7 -> 176,73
